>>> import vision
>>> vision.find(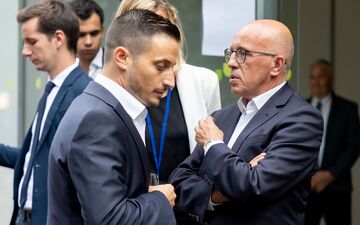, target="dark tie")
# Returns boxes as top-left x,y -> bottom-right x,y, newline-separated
19,81 -> 55,208
316,101 -> 323,112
